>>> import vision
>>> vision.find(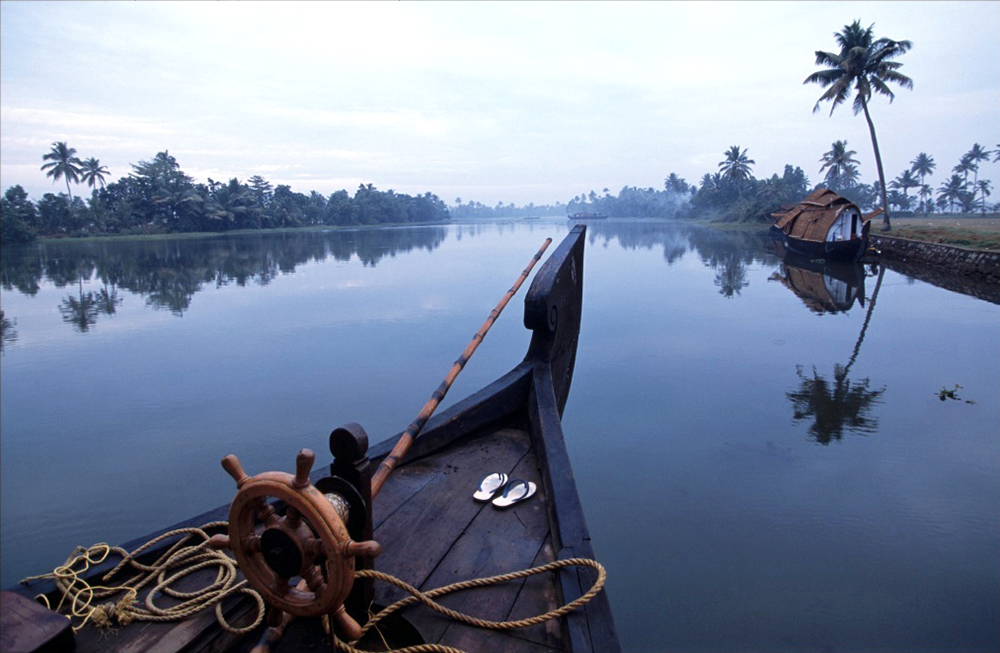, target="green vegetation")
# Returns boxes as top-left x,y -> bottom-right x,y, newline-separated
1,146 -> 449,244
